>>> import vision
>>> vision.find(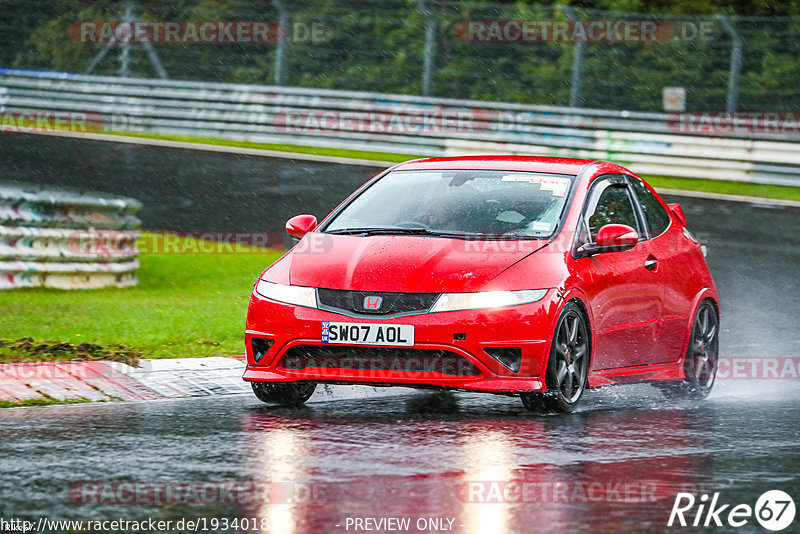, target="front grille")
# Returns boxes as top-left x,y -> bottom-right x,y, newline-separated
281,345 -> 481,376
317,289 -> 439,316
